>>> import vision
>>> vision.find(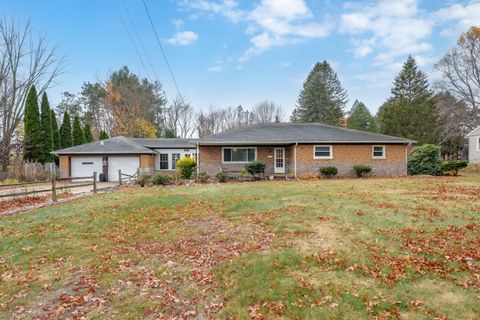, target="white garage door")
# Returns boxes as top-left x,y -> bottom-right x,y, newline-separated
71,156 -> 103,181
108,156 -> 139,181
